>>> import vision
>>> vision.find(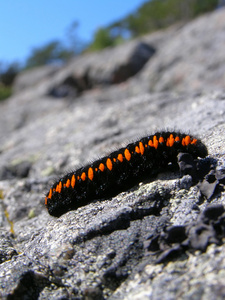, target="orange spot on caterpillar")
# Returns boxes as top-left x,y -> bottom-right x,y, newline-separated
117,153 -> 123,162
48,188 -> 53,199
159,136 -> 164,143
148,139 -> 154,147
139,142 -> 145,155
166,134 -> 175,147
124,148 -> 131,161
59,181 -> 62,192
55,184 -> 59,193
45,131 -> 208,217
153,136 -> 159,149
66,179 -> 70,188
88,167 -> 94,181
106,158 -> 113,170
56,182 -> 62,193
99,163 -> 105,172
81,172 -> 86,181
135,146 -> 140,154
182,135 -> 191,146
186,136 -> 191,145
71,175 -> 75,188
